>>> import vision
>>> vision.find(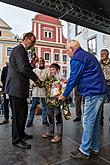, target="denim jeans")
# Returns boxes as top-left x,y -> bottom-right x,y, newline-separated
79,94 -> 106,155
28,97 -> 47,123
